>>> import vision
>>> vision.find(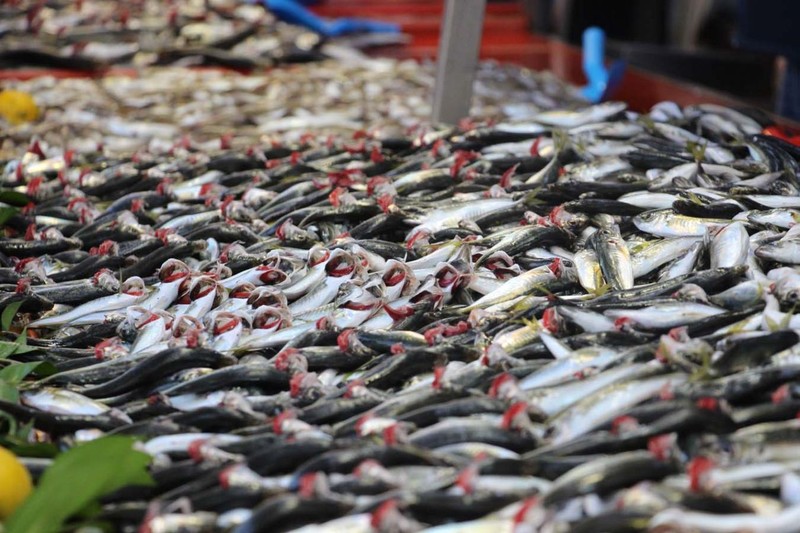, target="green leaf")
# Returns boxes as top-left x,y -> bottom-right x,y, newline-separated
2,300 -> 23,331
0,362 -> 45,385
31,361 -> 58,378
0,380 -> 20,403
0,190 -> 30,207
2,441 -> 58,458
0,405 -> 19,433
0,206 -> 18,226
5,436 -> 154,533
0,341 -> 38,359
